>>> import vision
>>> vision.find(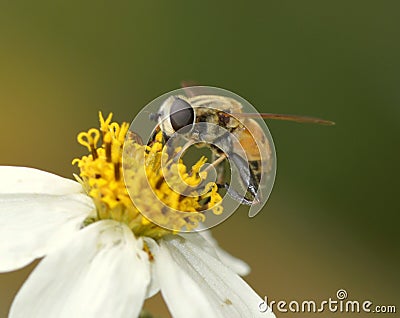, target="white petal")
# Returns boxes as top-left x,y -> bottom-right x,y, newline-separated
10,220 -> 150,318
143,237 -> 160,298
0,193 -> 93,272
195,229 -> 251,276
153,234 -> 275,318
0,166 -> 82,195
